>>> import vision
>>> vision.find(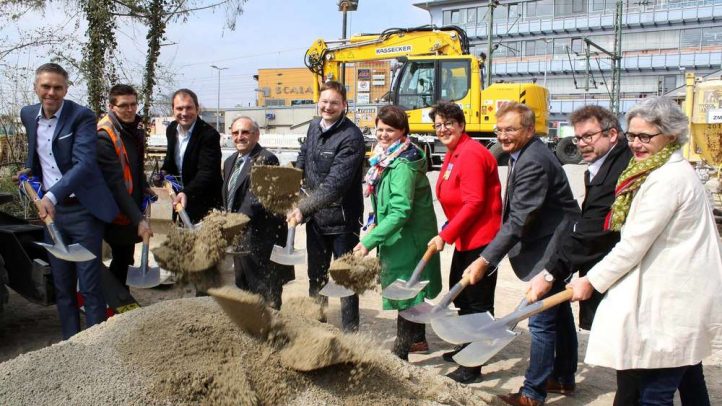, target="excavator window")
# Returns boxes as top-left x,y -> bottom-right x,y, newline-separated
440,60 -> 470,101
397,61 -> 435,110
